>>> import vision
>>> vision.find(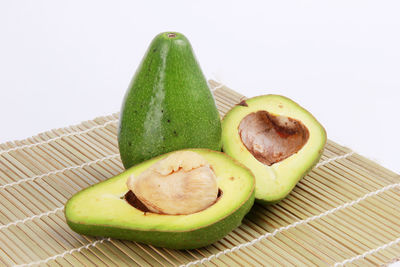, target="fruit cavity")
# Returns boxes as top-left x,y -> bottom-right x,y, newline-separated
238,110 -> 309,166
